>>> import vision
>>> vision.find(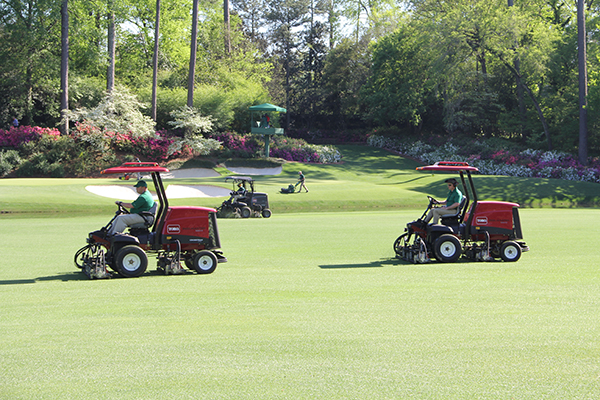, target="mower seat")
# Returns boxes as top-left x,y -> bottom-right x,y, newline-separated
129,202 -> 157,230
441,197 -> 467,224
